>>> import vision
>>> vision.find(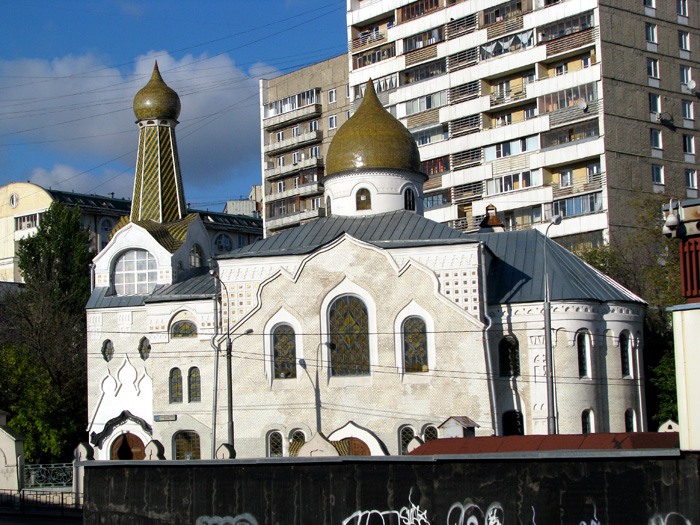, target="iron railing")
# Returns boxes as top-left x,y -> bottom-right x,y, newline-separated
24,462 -> 73,488
0,488 -> 82,517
